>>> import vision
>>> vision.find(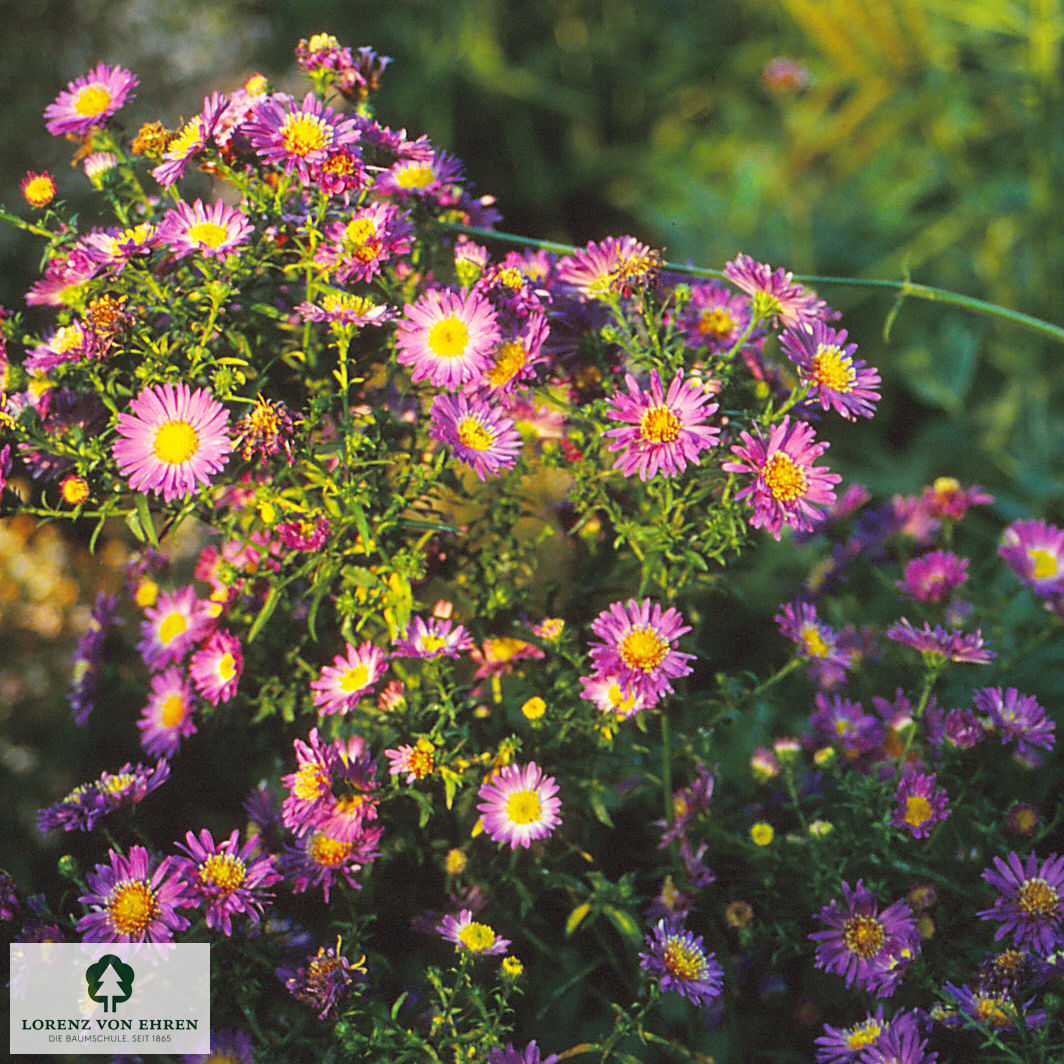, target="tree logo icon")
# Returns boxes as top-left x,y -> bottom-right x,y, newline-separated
86,954 -> 135,1012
